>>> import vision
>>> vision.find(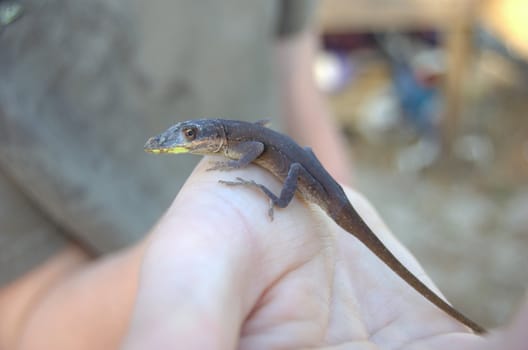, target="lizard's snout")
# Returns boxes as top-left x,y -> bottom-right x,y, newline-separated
144,136 -> 162,152
144,132 -> 190,154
